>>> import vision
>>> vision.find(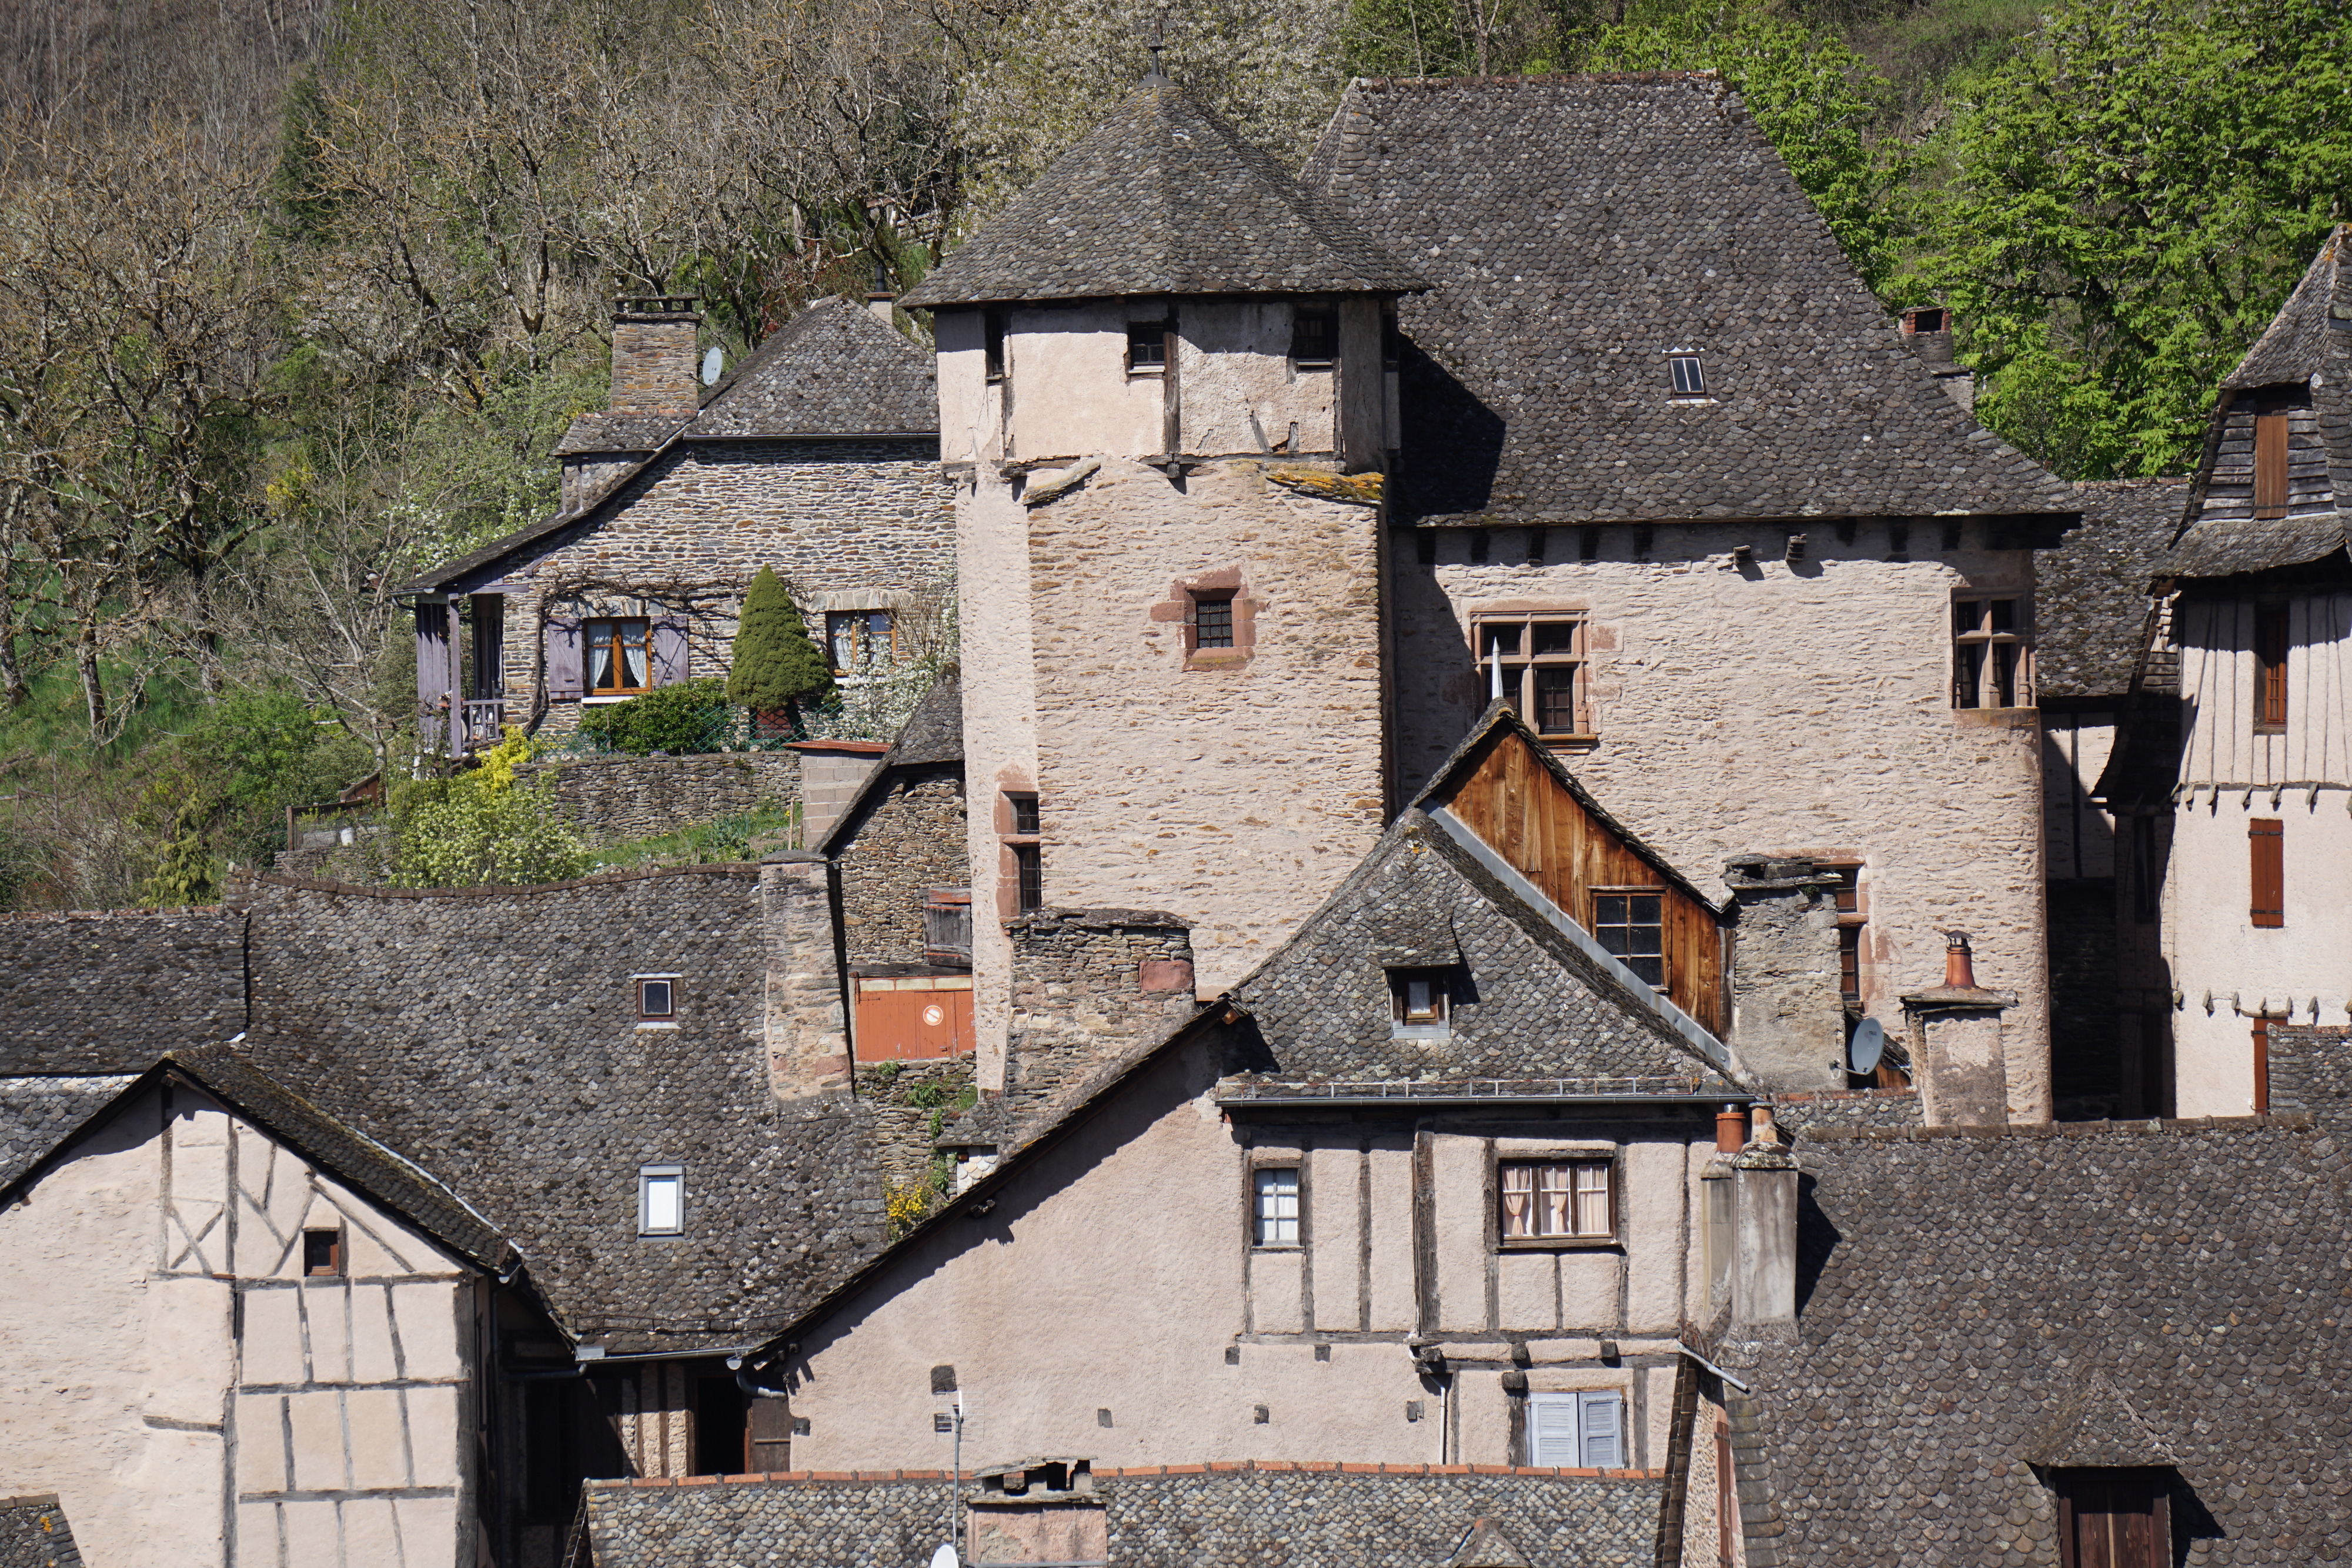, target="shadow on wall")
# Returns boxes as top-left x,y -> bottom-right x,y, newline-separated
1394,338 -> 1505,520
1793,1172 -> 1842,1319
1389,559 -> 1485,796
